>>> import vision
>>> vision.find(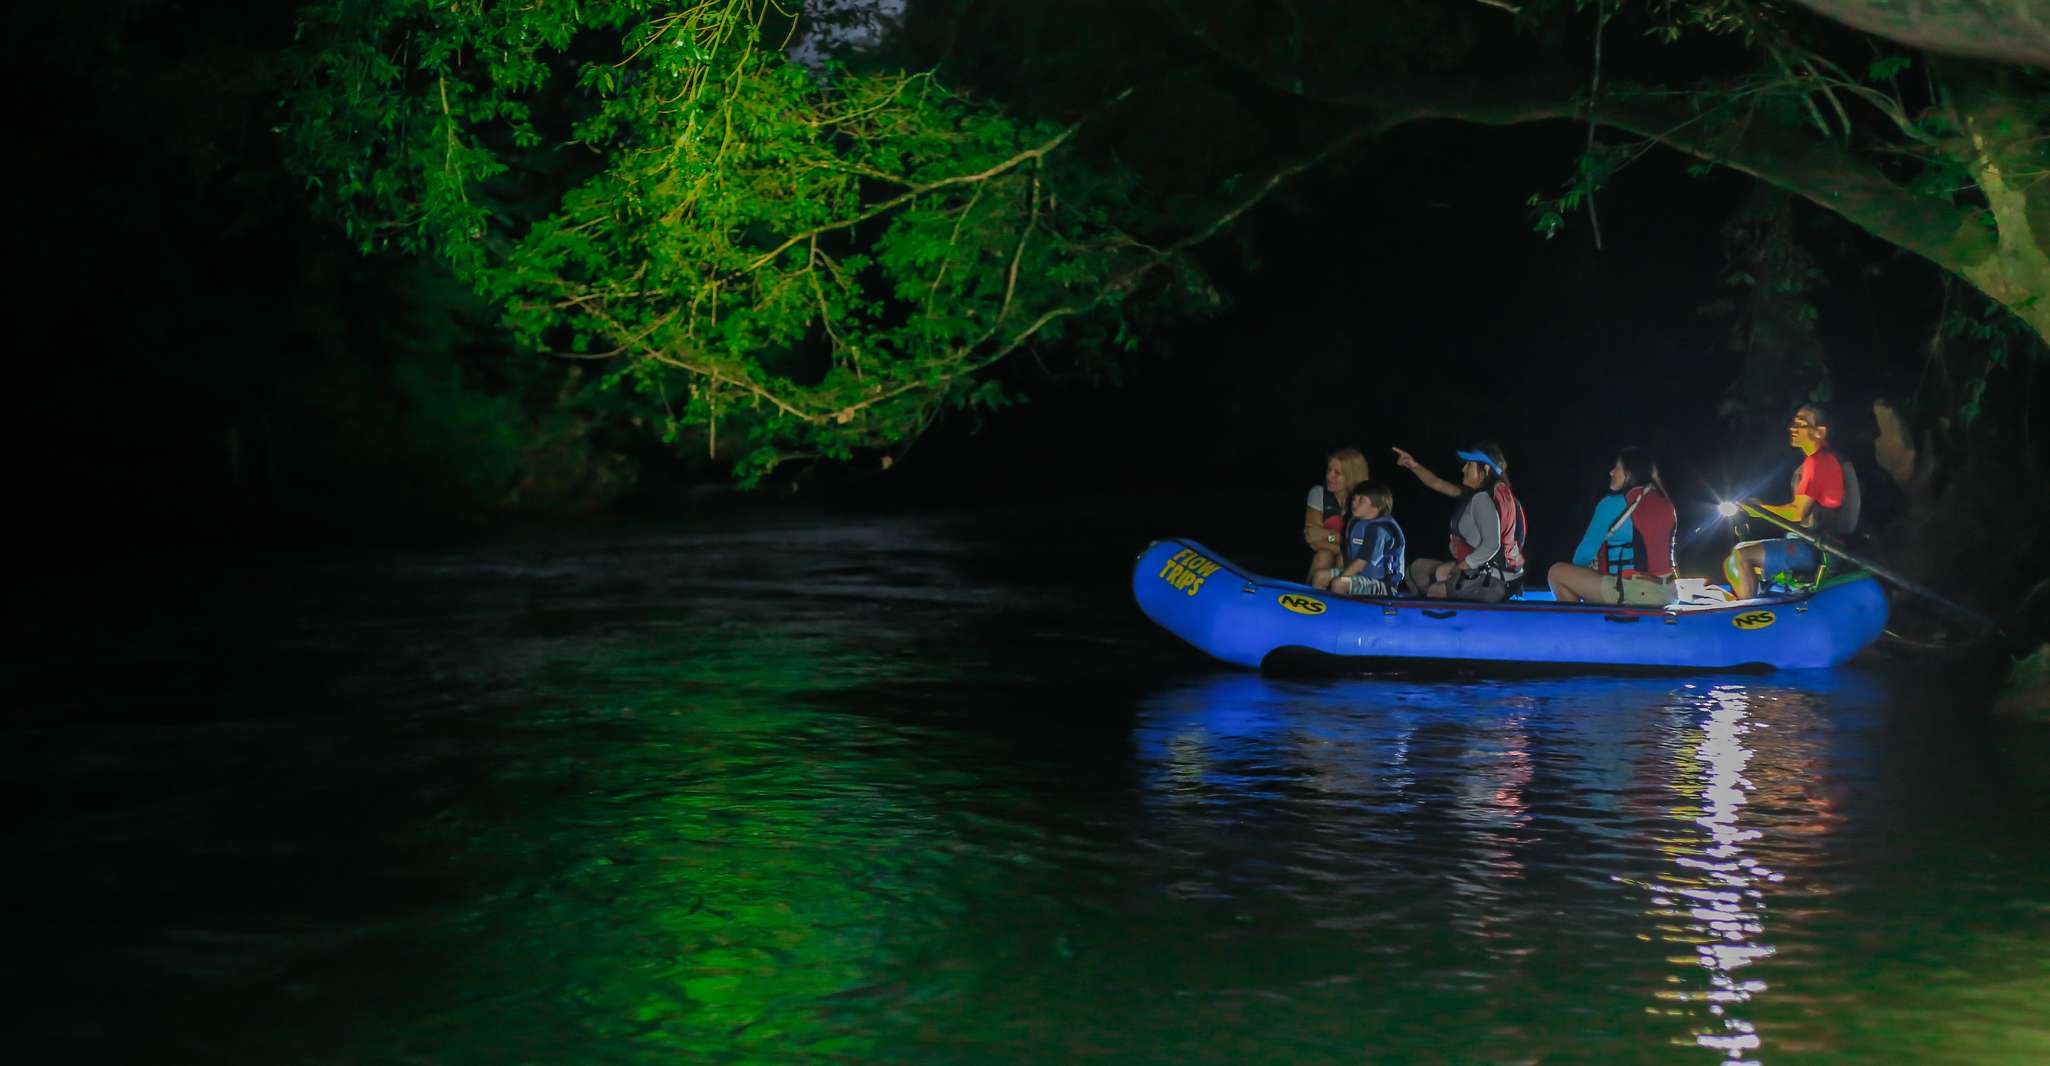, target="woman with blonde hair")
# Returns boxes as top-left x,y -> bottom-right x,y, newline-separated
1304,447 -> 1371,583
